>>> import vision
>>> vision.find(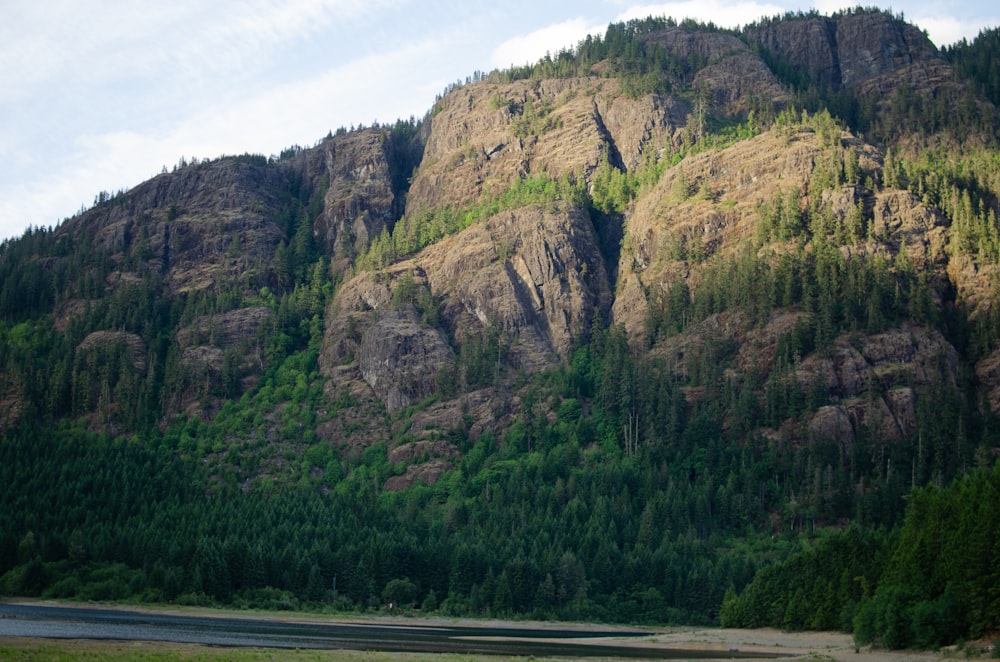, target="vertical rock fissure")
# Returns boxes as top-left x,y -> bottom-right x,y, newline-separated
591,102 -> 626,172
825,18 -> 843,88
590,102 -> 627,295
